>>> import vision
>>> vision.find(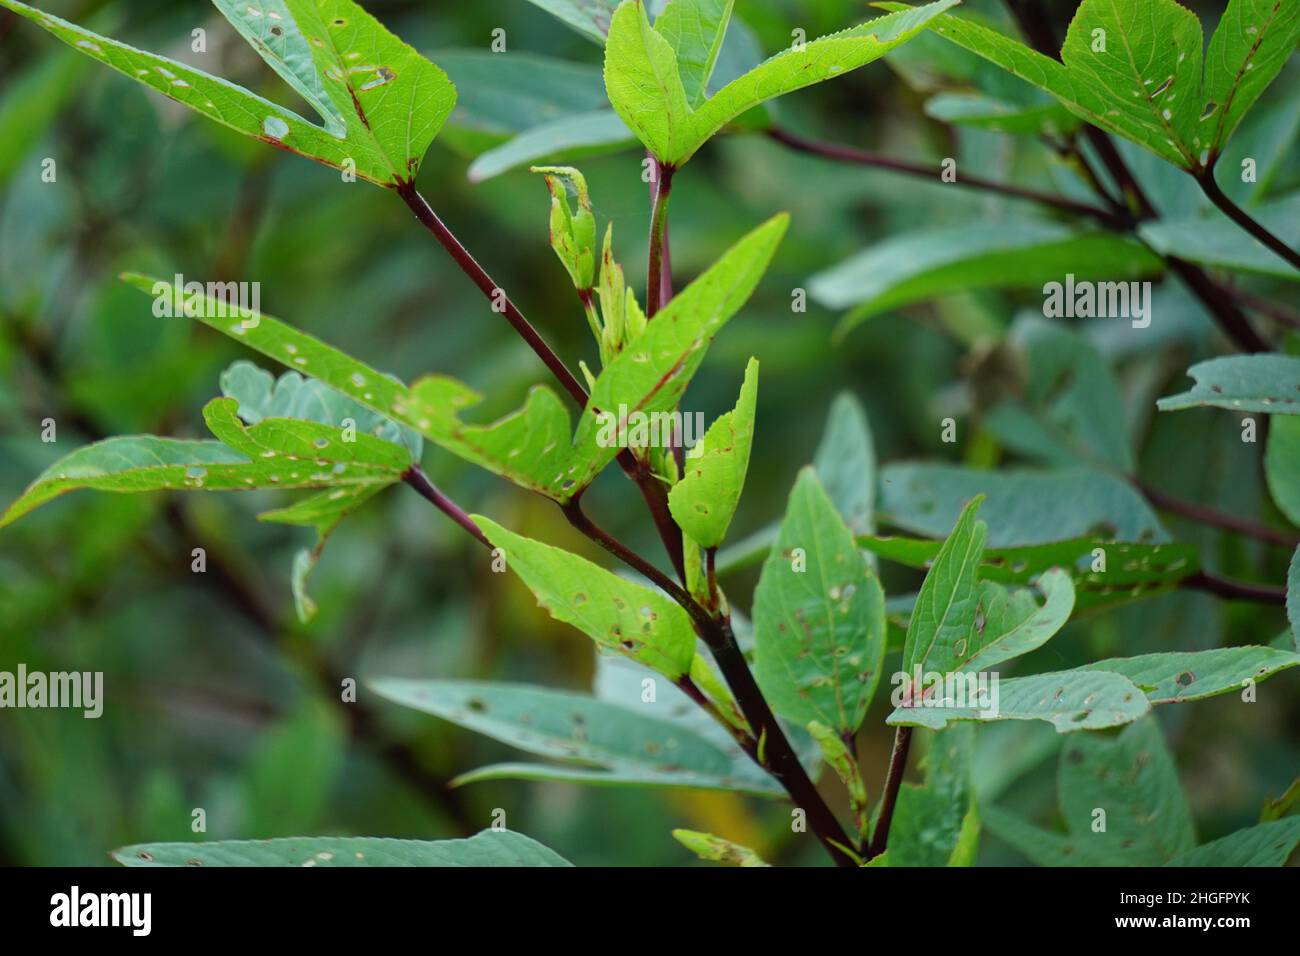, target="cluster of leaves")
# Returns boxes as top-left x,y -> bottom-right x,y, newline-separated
3,0 -> 1299,868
